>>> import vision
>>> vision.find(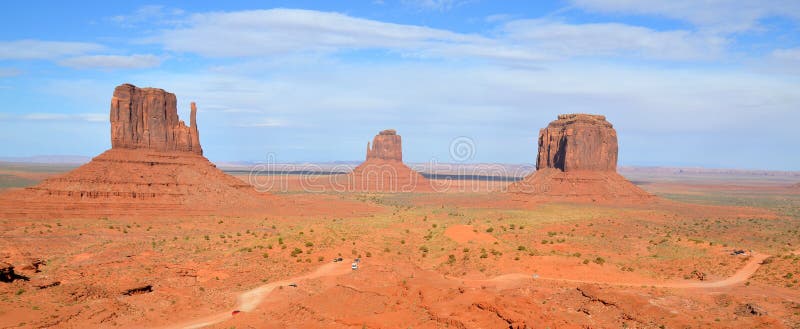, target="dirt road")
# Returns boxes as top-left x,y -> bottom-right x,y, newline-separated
164,262 -> 352,329
166,253 -> 769,328
452,252 -> 770,289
